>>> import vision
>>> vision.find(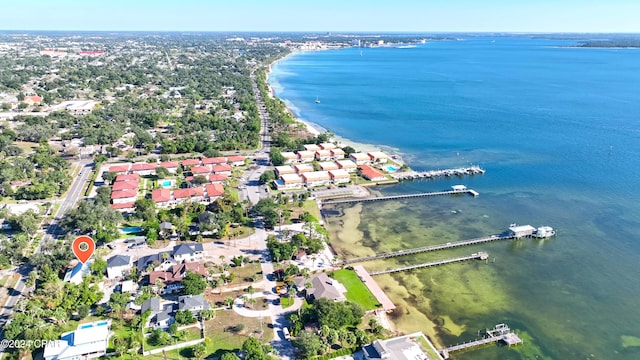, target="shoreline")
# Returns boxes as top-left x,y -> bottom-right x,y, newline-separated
267,52 -> 406,164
